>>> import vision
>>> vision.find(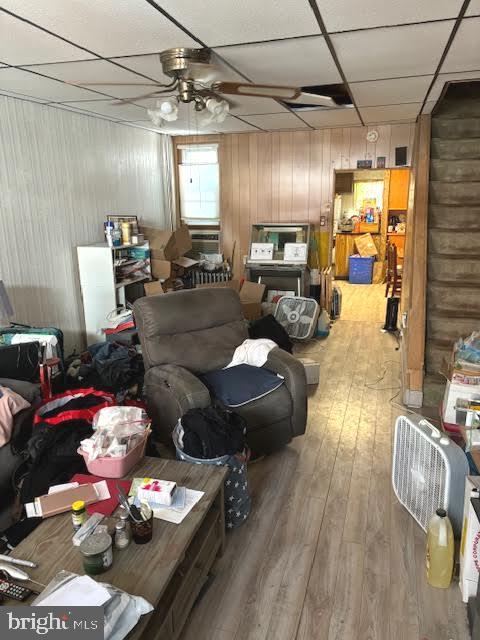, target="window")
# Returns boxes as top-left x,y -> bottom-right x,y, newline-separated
178,144 -> 219,226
